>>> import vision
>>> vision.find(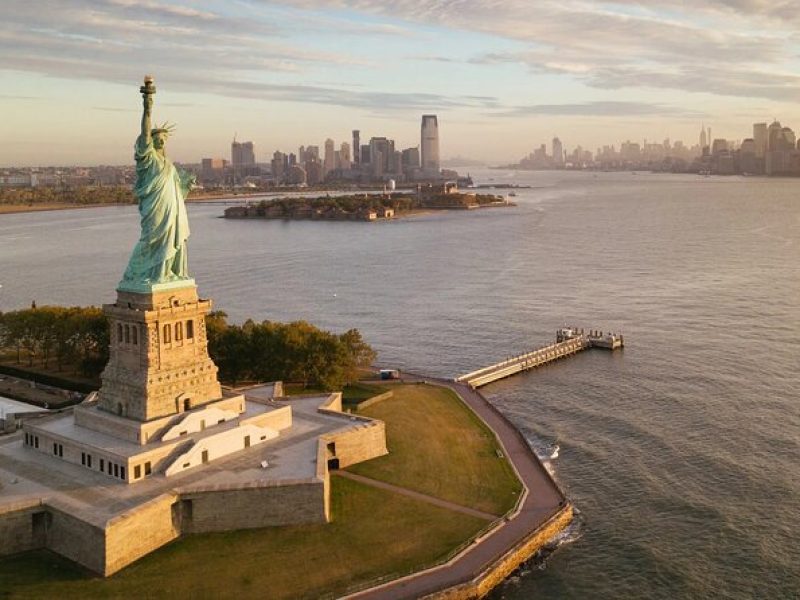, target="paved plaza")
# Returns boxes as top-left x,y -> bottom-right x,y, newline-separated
0,390 -> 366,525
